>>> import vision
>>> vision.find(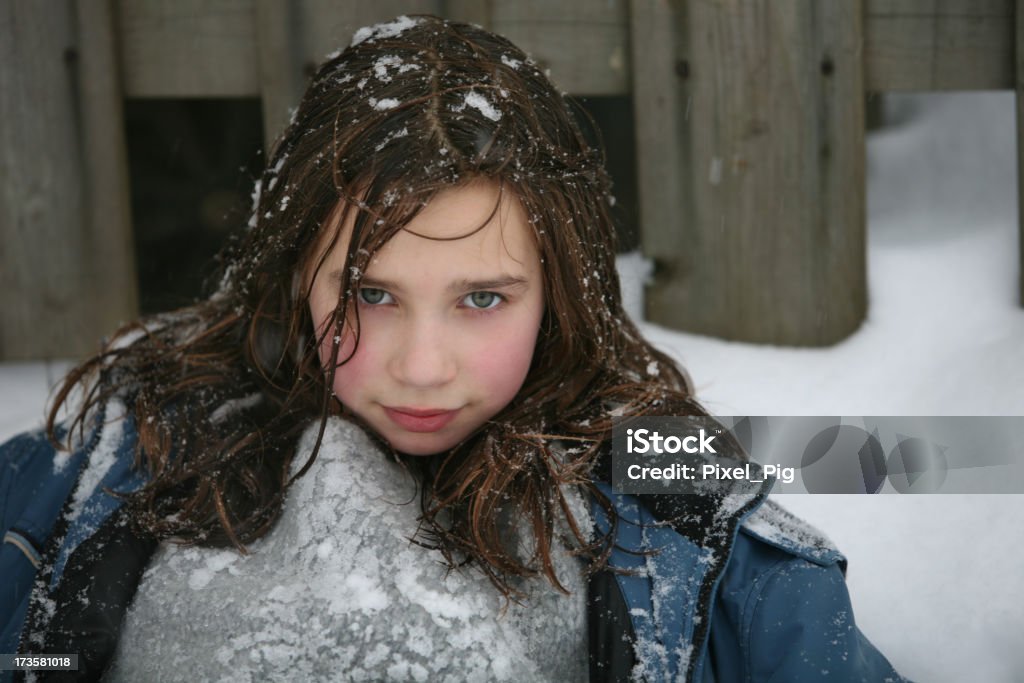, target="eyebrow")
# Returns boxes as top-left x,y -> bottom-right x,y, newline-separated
329,270 -> 529,293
